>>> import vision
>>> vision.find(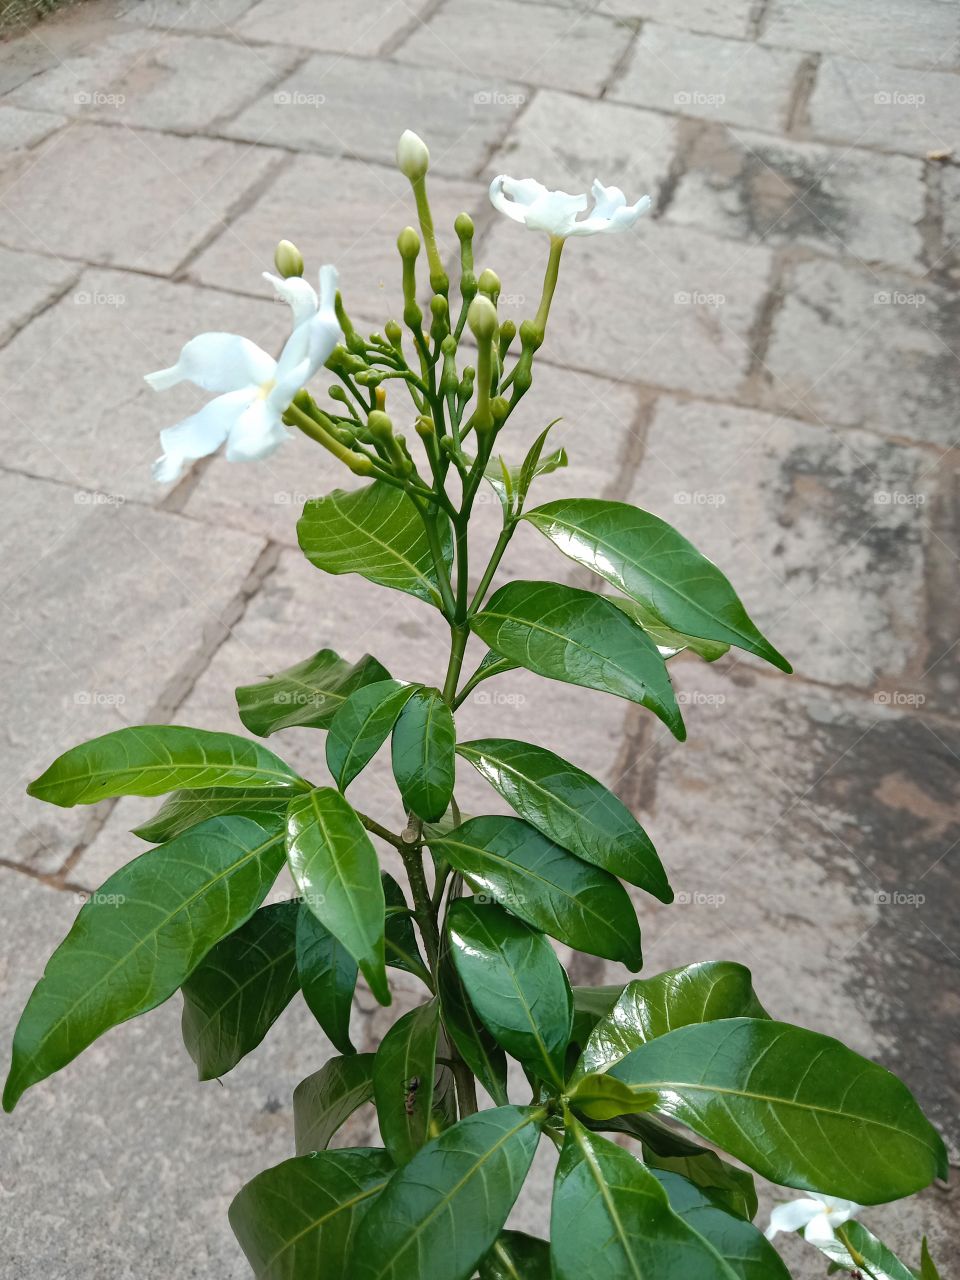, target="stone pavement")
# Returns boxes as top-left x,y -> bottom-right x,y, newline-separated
0,0 -> 957,1273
